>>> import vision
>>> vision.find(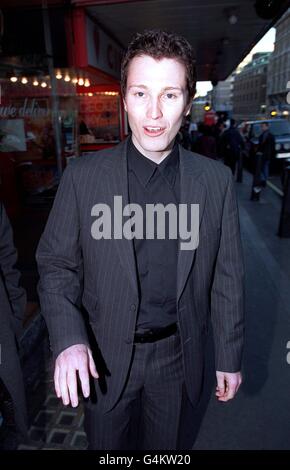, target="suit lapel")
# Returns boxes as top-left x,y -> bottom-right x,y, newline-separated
104,138 -> 139,297
177,146 -> 207,303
